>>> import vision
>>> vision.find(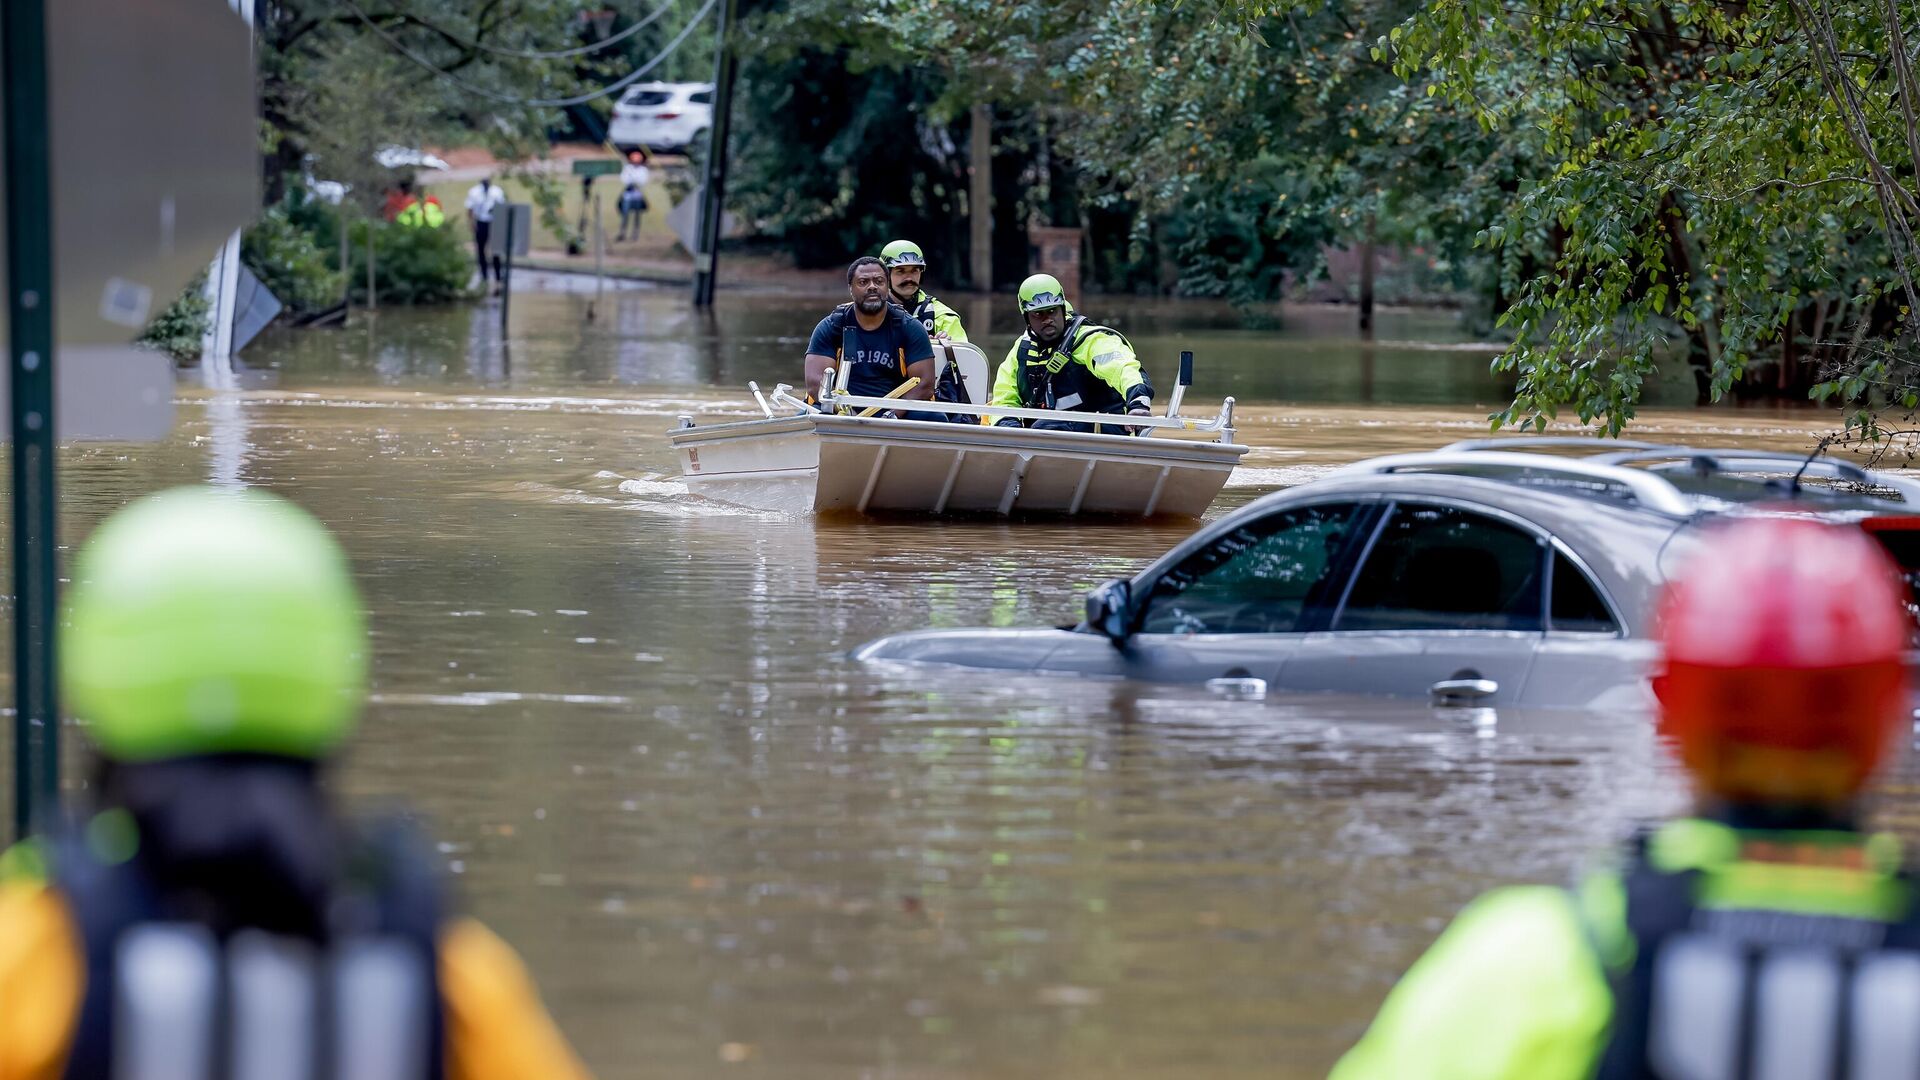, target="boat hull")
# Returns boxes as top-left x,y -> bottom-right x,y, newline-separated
671,414 -> 1247,518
